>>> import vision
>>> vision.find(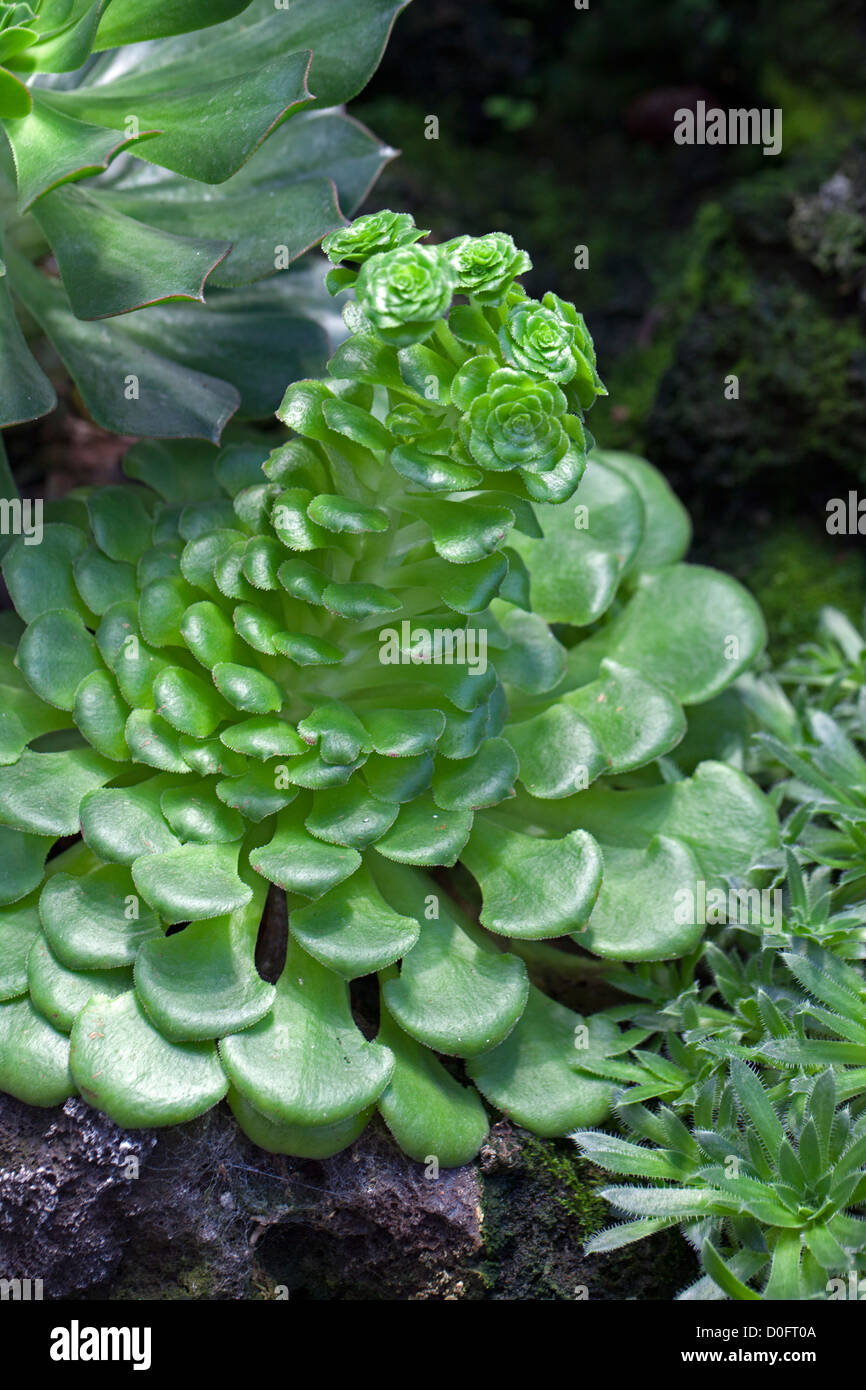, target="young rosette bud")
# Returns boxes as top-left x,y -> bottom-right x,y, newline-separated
442,232 -> 532,305
0,216 -> 773,1168
456,368 -> 576,488
355,243 -> 456,346
321,210 -> 427,265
